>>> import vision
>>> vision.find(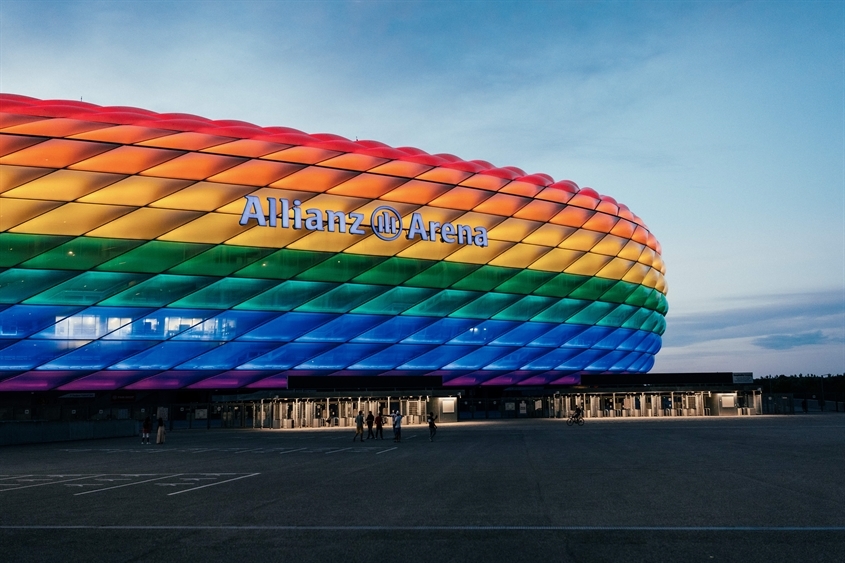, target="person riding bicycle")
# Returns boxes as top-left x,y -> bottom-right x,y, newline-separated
573,405 -> 584,421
